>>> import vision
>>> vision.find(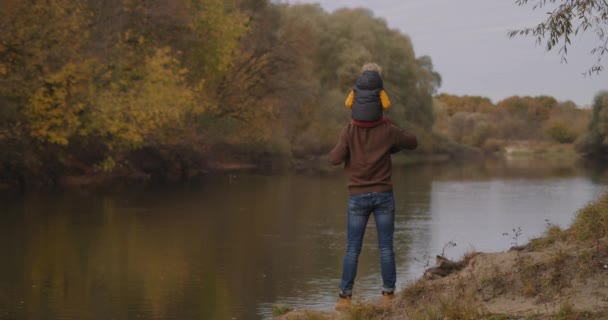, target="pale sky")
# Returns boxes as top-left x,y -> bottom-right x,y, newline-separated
284,0 -> 608,107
